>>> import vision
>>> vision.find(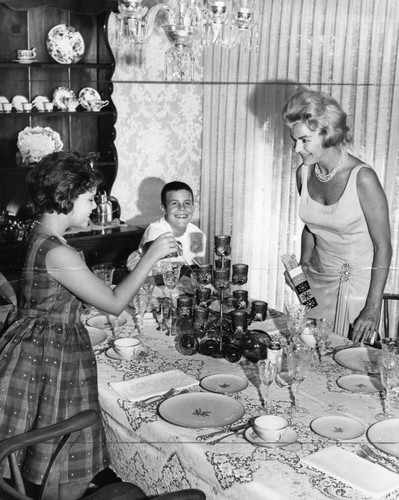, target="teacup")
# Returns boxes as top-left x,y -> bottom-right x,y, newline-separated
64,97 -> 80,112
88,99 -> 109,112
253,415 -> 288,442
113,337 -> 141,360
22,102 -> 33,112
2,103 -> 12,113
44,102 -> 54,112
17,48 -> 36,60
